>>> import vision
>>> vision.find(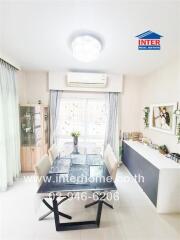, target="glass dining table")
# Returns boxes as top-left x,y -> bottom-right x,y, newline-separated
37,153 -> 117,231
